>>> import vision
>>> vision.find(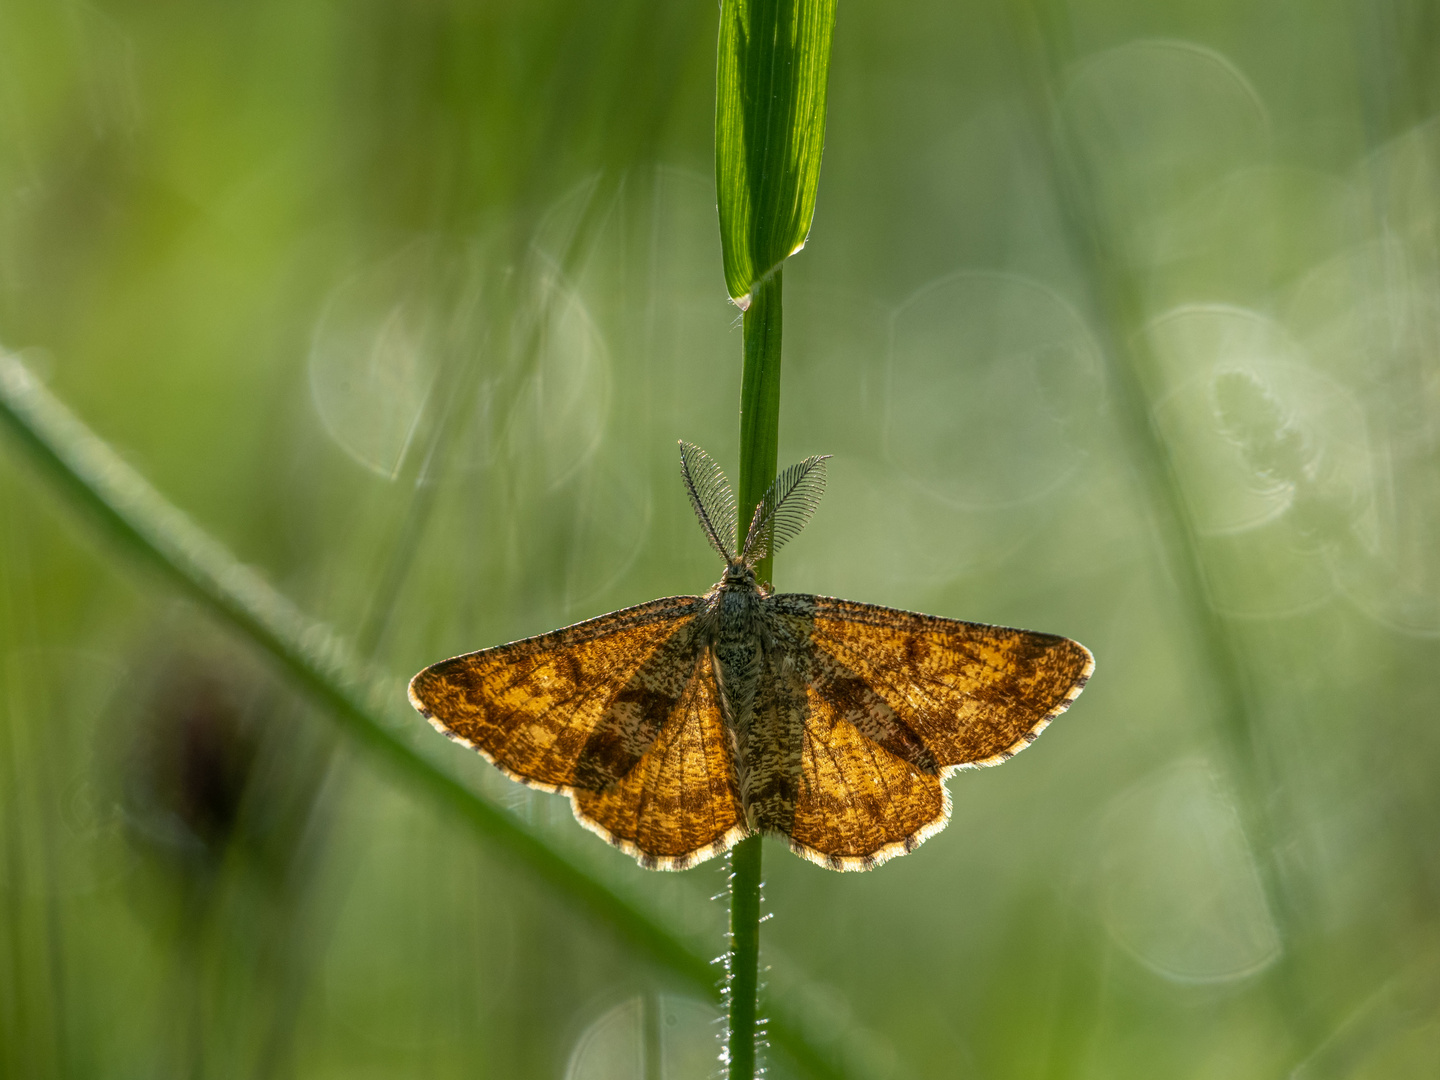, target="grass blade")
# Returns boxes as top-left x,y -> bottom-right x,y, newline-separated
0,352 -> 891,1080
